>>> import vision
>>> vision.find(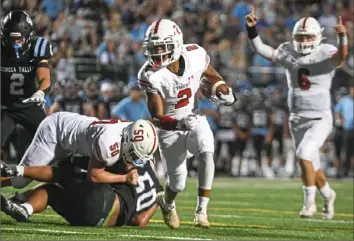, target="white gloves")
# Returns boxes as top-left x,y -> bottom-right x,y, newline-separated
211,87 -> 236,106
22,90 -> 46,108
